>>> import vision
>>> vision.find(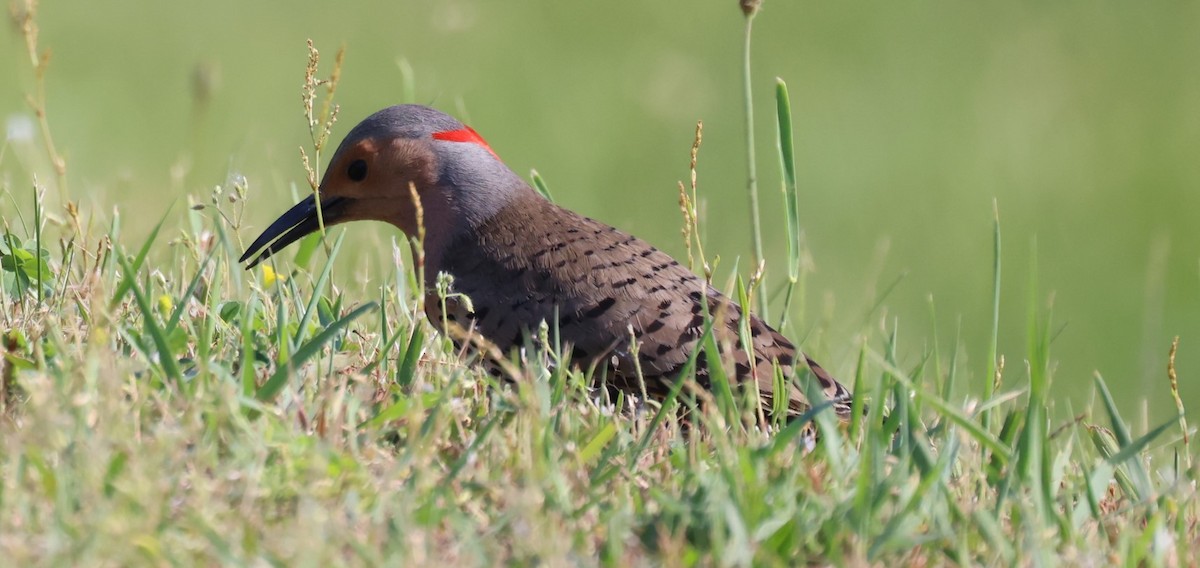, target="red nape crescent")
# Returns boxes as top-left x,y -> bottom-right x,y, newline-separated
432,126 -> 498,158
